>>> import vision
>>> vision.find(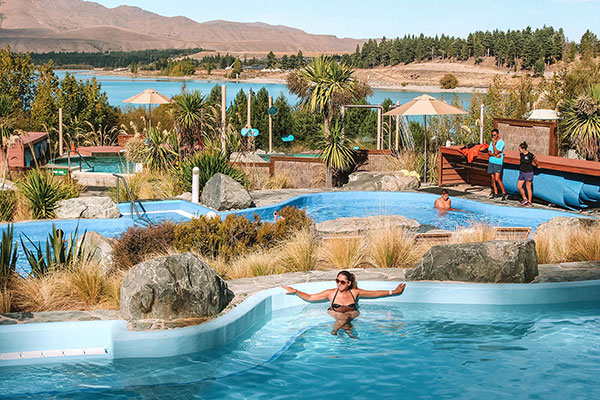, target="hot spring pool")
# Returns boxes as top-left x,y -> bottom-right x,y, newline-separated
2,192 -> 580,275
2,299 -> 599,399
50,155 -> 133,174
